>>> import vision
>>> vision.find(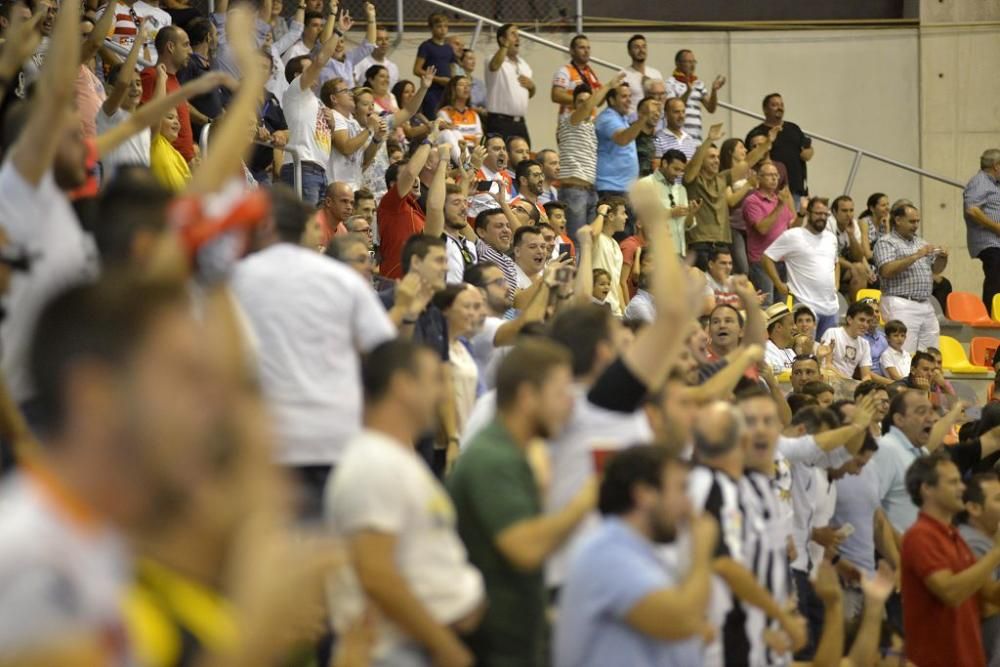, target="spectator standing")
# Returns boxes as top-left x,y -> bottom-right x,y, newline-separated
413,12 -> 455,119
743,164 -> 795,303
473,206 -> 518,299
467,135 -> 513,220
554,447 -> 716,667
639,149 -> 697,258
664,49 -> 724,142
900,452 -> 1000,667
353,27 -> 399,88
140,25 -> 195,162
377,142 -> 443,279
720,138 -> 756,277
537,148 -> 560,204
551,33 -> 601,117
315,181 -> 354,247
746,128 -> 790,190
826,195 -> 872,301
231,187 -> 396,518
507,135 -> 531,172
318,2 -> 377,87
958,473 -> 1000,666
746,93 -> 813,203
485,23 -> 534,143
589,198 -> 628,315
442,184 -> 477,284
511,226 -> 546,290
634,97 -> 661,178
323,76 -> 385,190
622,34 -> 663,116
874,204 -> 947,354
458,48 -> 487,114
762,197 -> 840,339
964,148 -> 1000,309
326,339 -> 483,667
448,339 -> 595,666
105,0 -> 172,63
176,18 -> 225,144
434,285 -> 484,445
280,9 -> 322,63
655,97 -> 698,163
510,159 -> 547,220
